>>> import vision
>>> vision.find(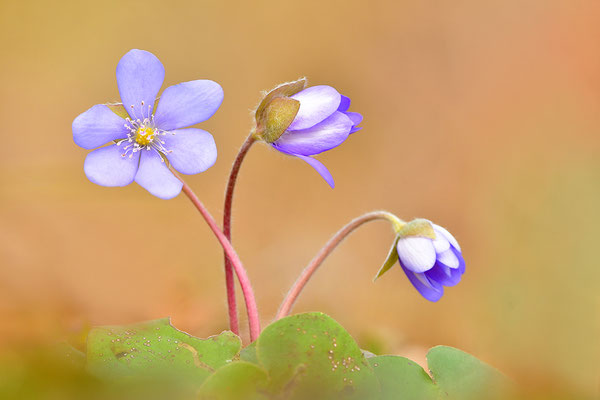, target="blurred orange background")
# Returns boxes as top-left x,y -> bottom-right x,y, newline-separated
0,0 -> 598,397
